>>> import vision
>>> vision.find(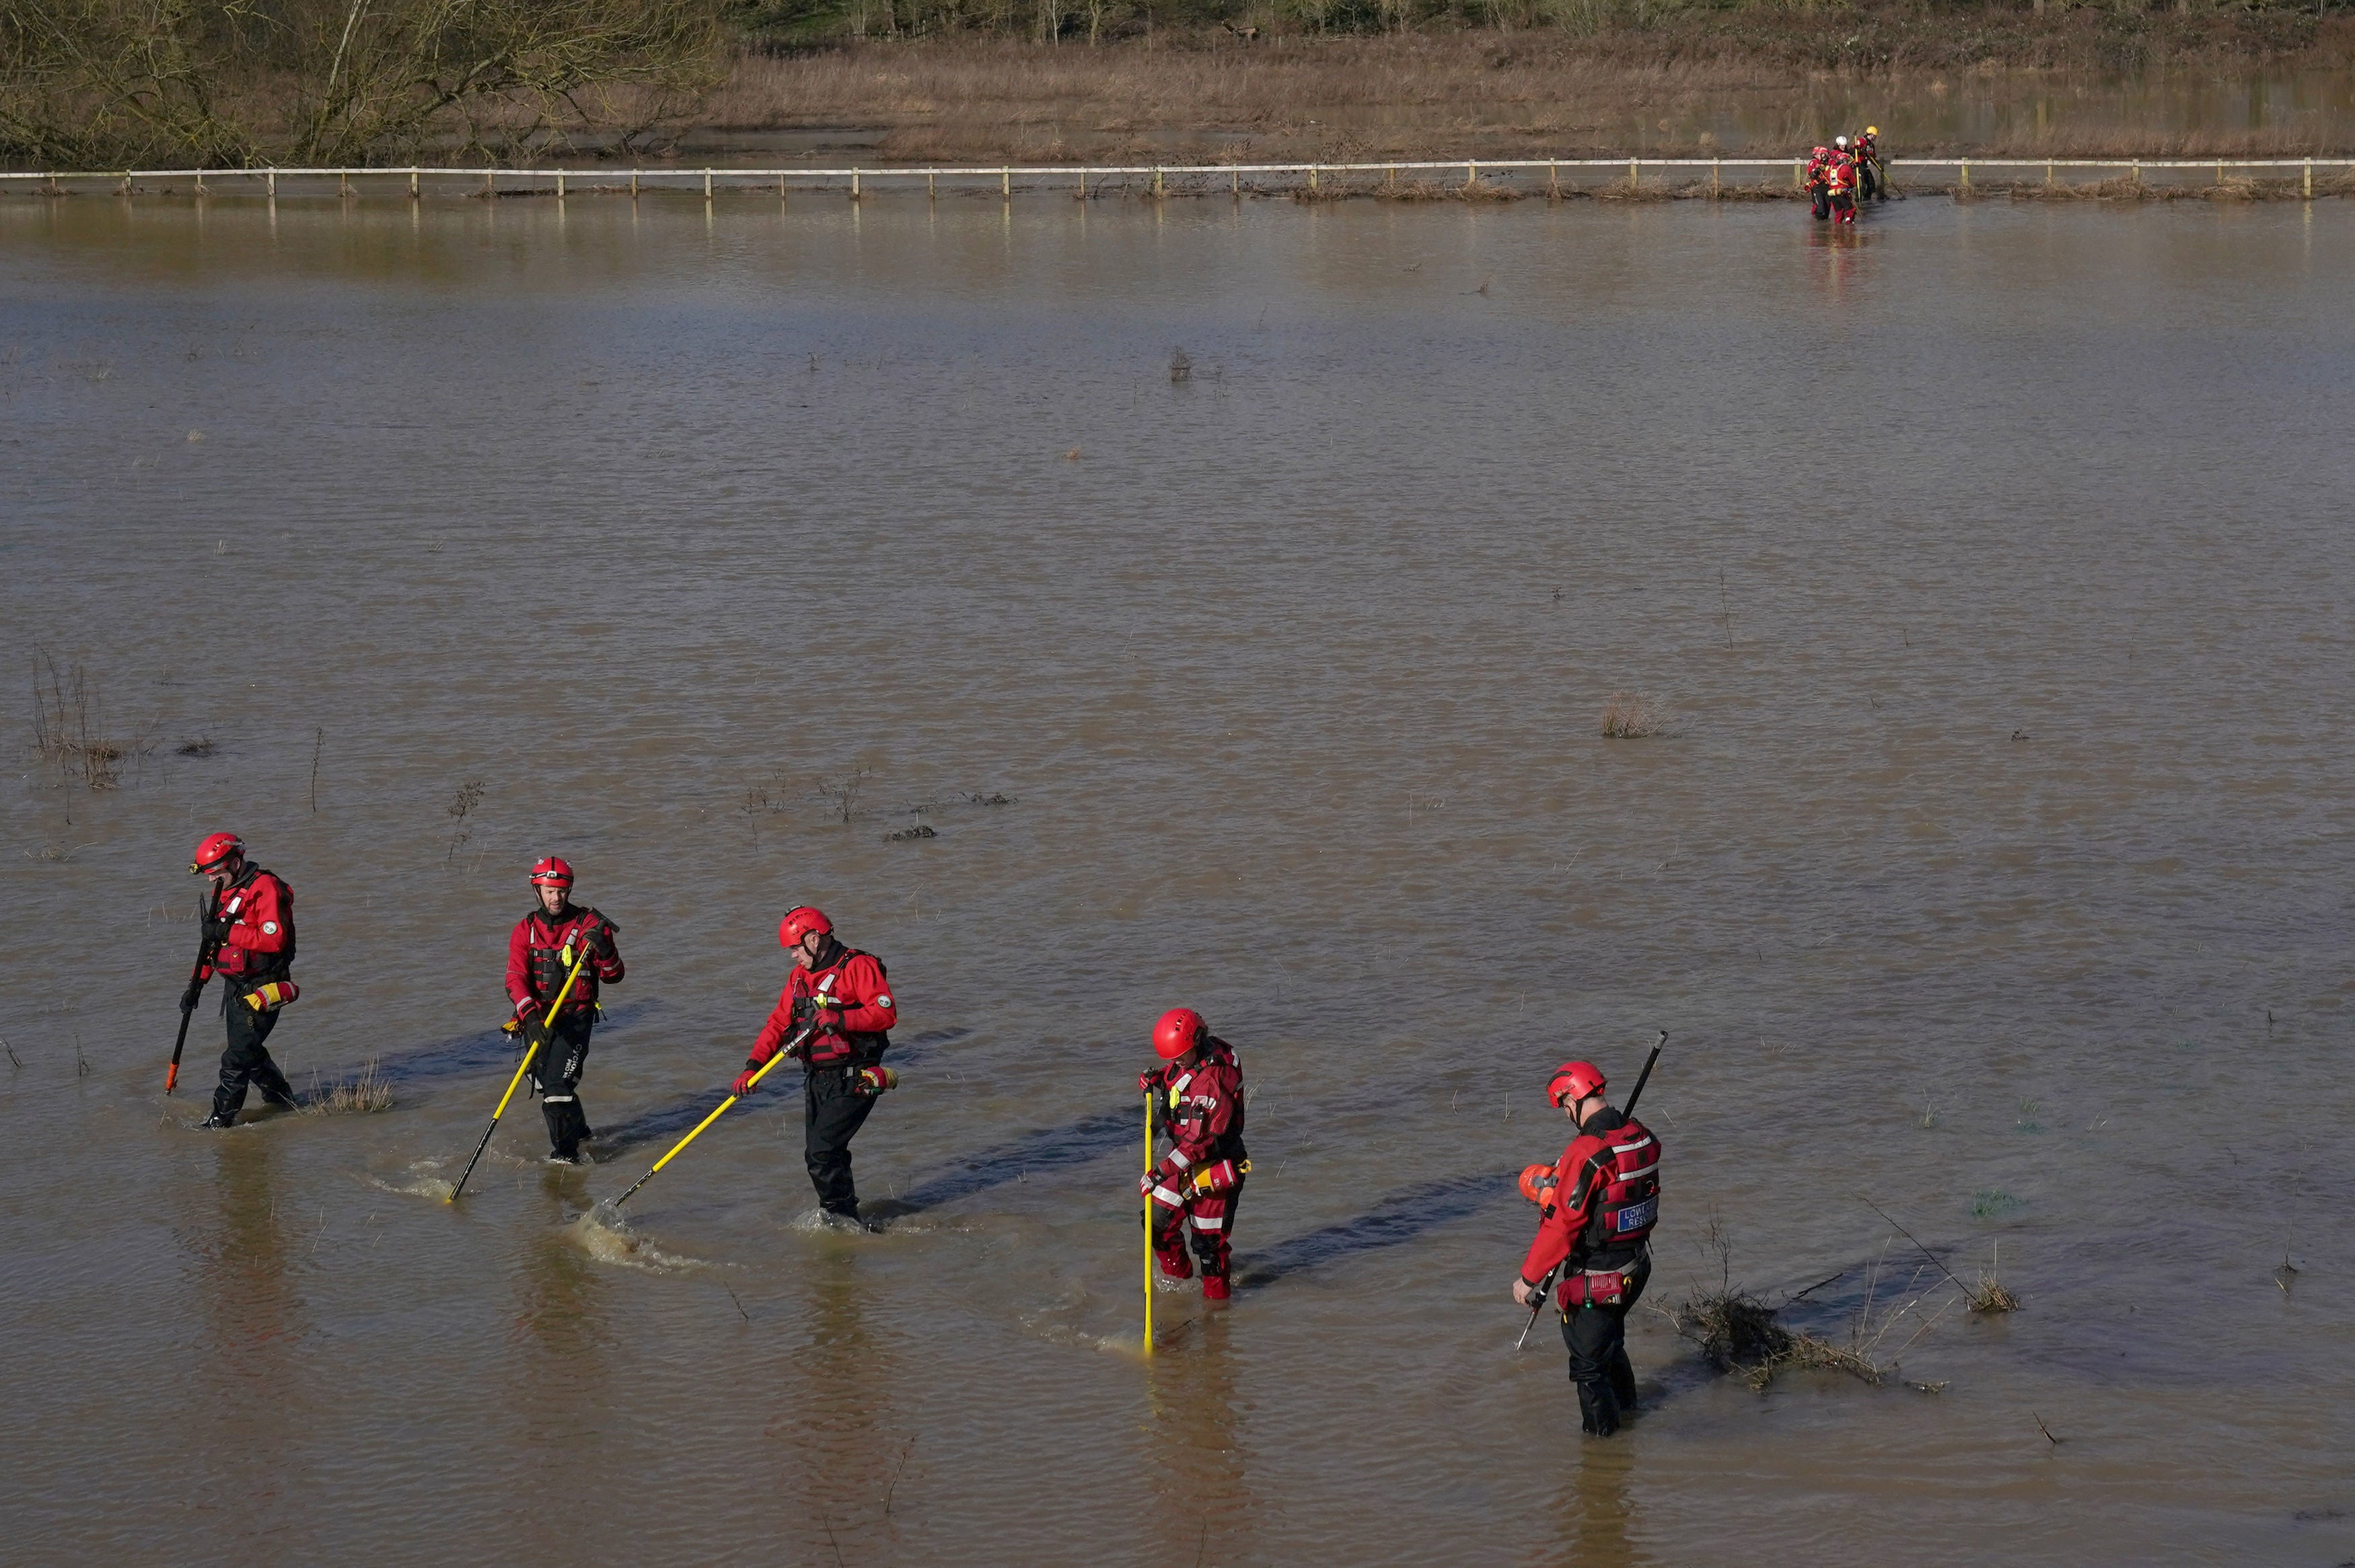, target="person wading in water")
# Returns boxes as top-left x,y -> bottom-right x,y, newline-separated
503,856 -> 624,1164
1513,1060 -> 1662,1436
185,833 -> 299,1128
1140,1007 -> 1249,1302
733,907 -> 898,1230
